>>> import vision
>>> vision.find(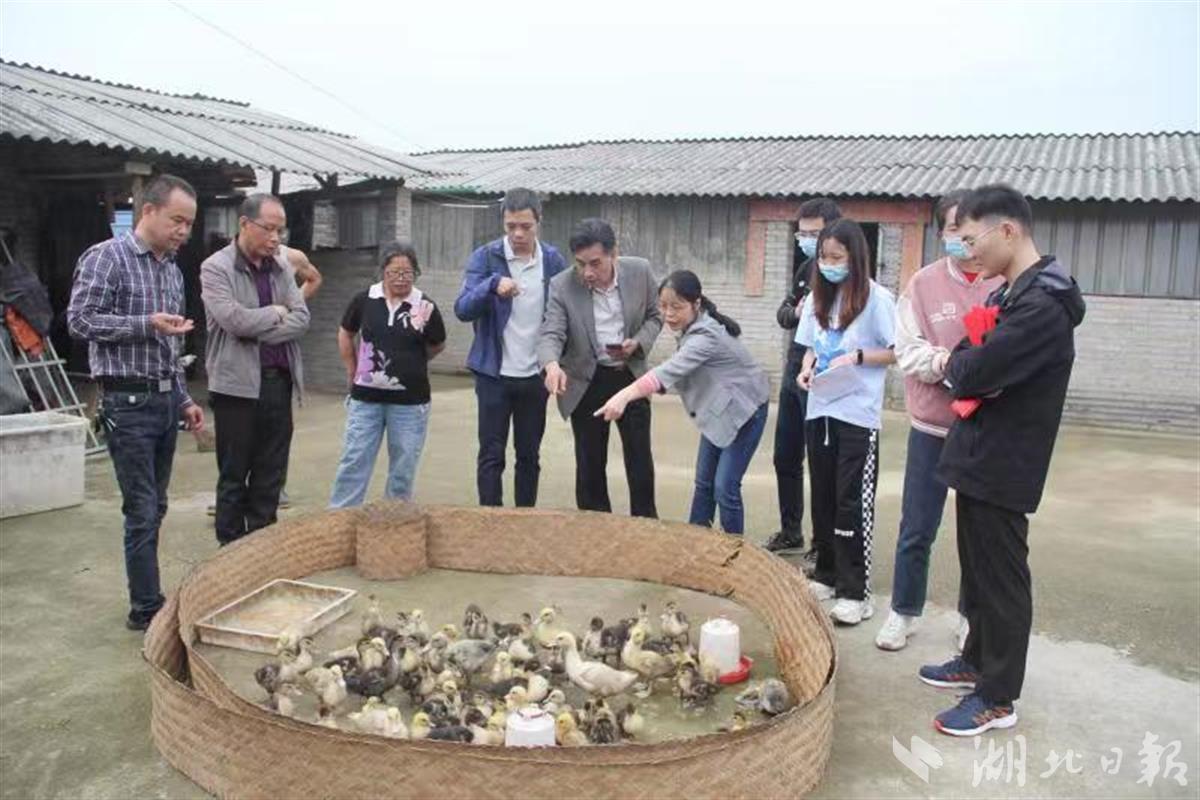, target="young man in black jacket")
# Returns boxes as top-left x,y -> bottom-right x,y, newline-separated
918,184 -> 1086,736
764,198 -> 841,564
